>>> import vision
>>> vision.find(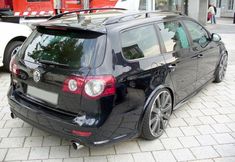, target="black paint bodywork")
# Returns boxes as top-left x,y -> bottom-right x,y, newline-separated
8,12 -> 227,147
